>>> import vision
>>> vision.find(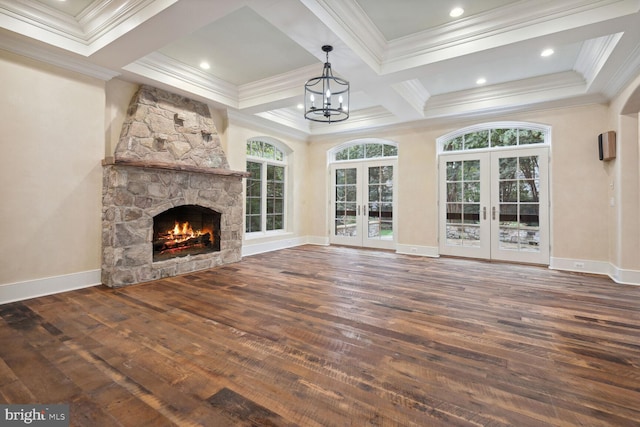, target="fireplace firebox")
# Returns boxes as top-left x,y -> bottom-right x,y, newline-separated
153,205 -> 221,262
